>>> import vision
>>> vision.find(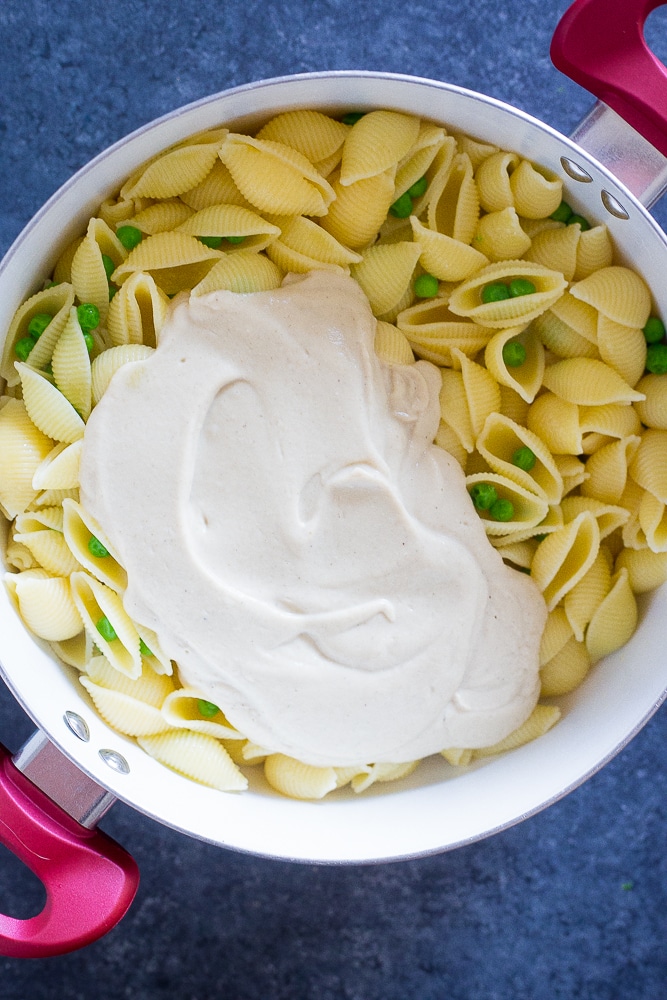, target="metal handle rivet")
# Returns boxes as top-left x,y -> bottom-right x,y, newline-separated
560,156 -> 593,182
63,711 -> 90,742
600,189 -> 630,220
99,749 -> 130,774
